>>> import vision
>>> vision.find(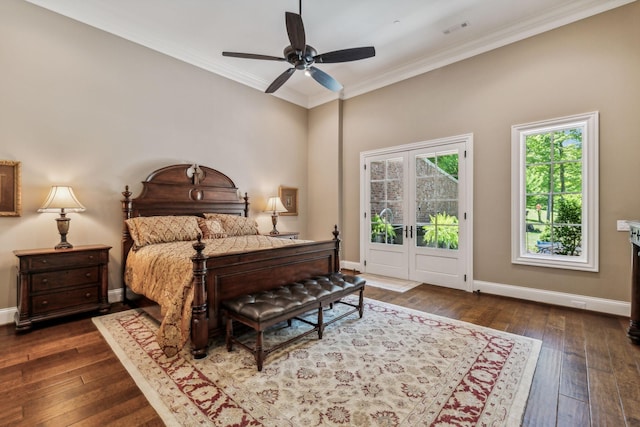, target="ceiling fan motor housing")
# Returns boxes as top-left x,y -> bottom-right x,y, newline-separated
284,45 -> 317,70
